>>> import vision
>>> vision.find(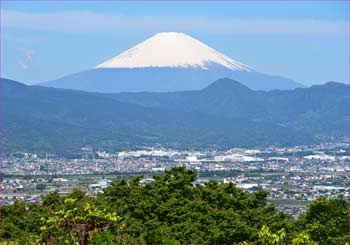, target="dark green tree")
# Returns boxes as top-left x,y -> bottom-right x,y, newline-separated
297,196 -> 350,244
